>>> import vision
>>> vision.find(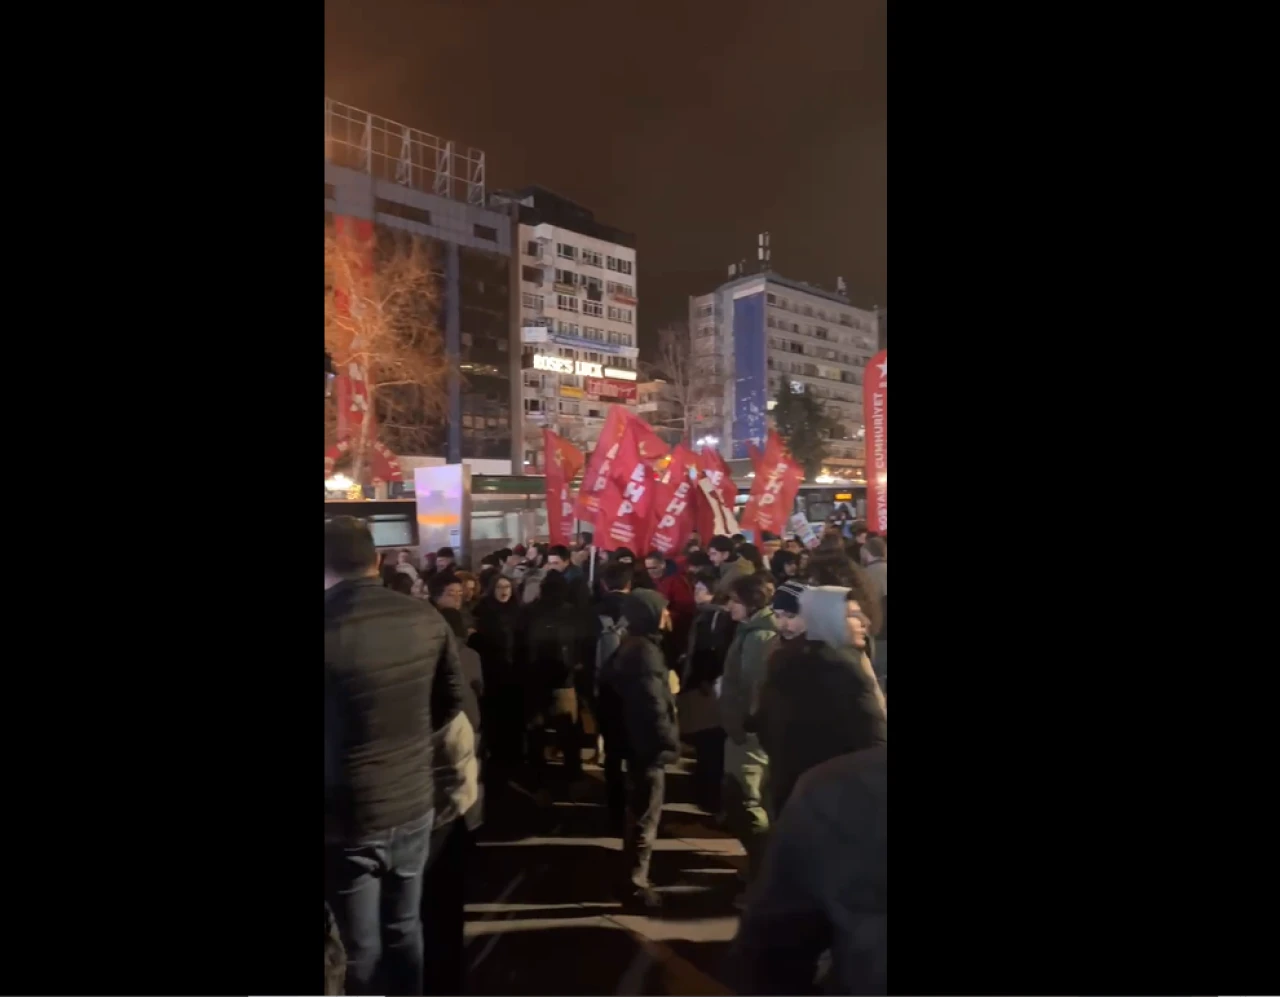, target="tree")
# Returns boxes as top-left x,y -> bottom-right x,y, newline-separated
771,381 -> 843,480
641,322 -> 727,445
324,222 -> 449,483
